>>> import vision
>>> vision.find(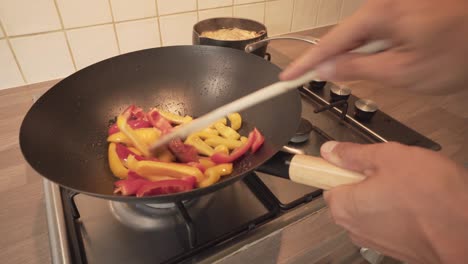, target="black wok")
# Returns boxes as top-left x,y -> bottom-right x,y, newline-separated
19,45 -> 302,203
